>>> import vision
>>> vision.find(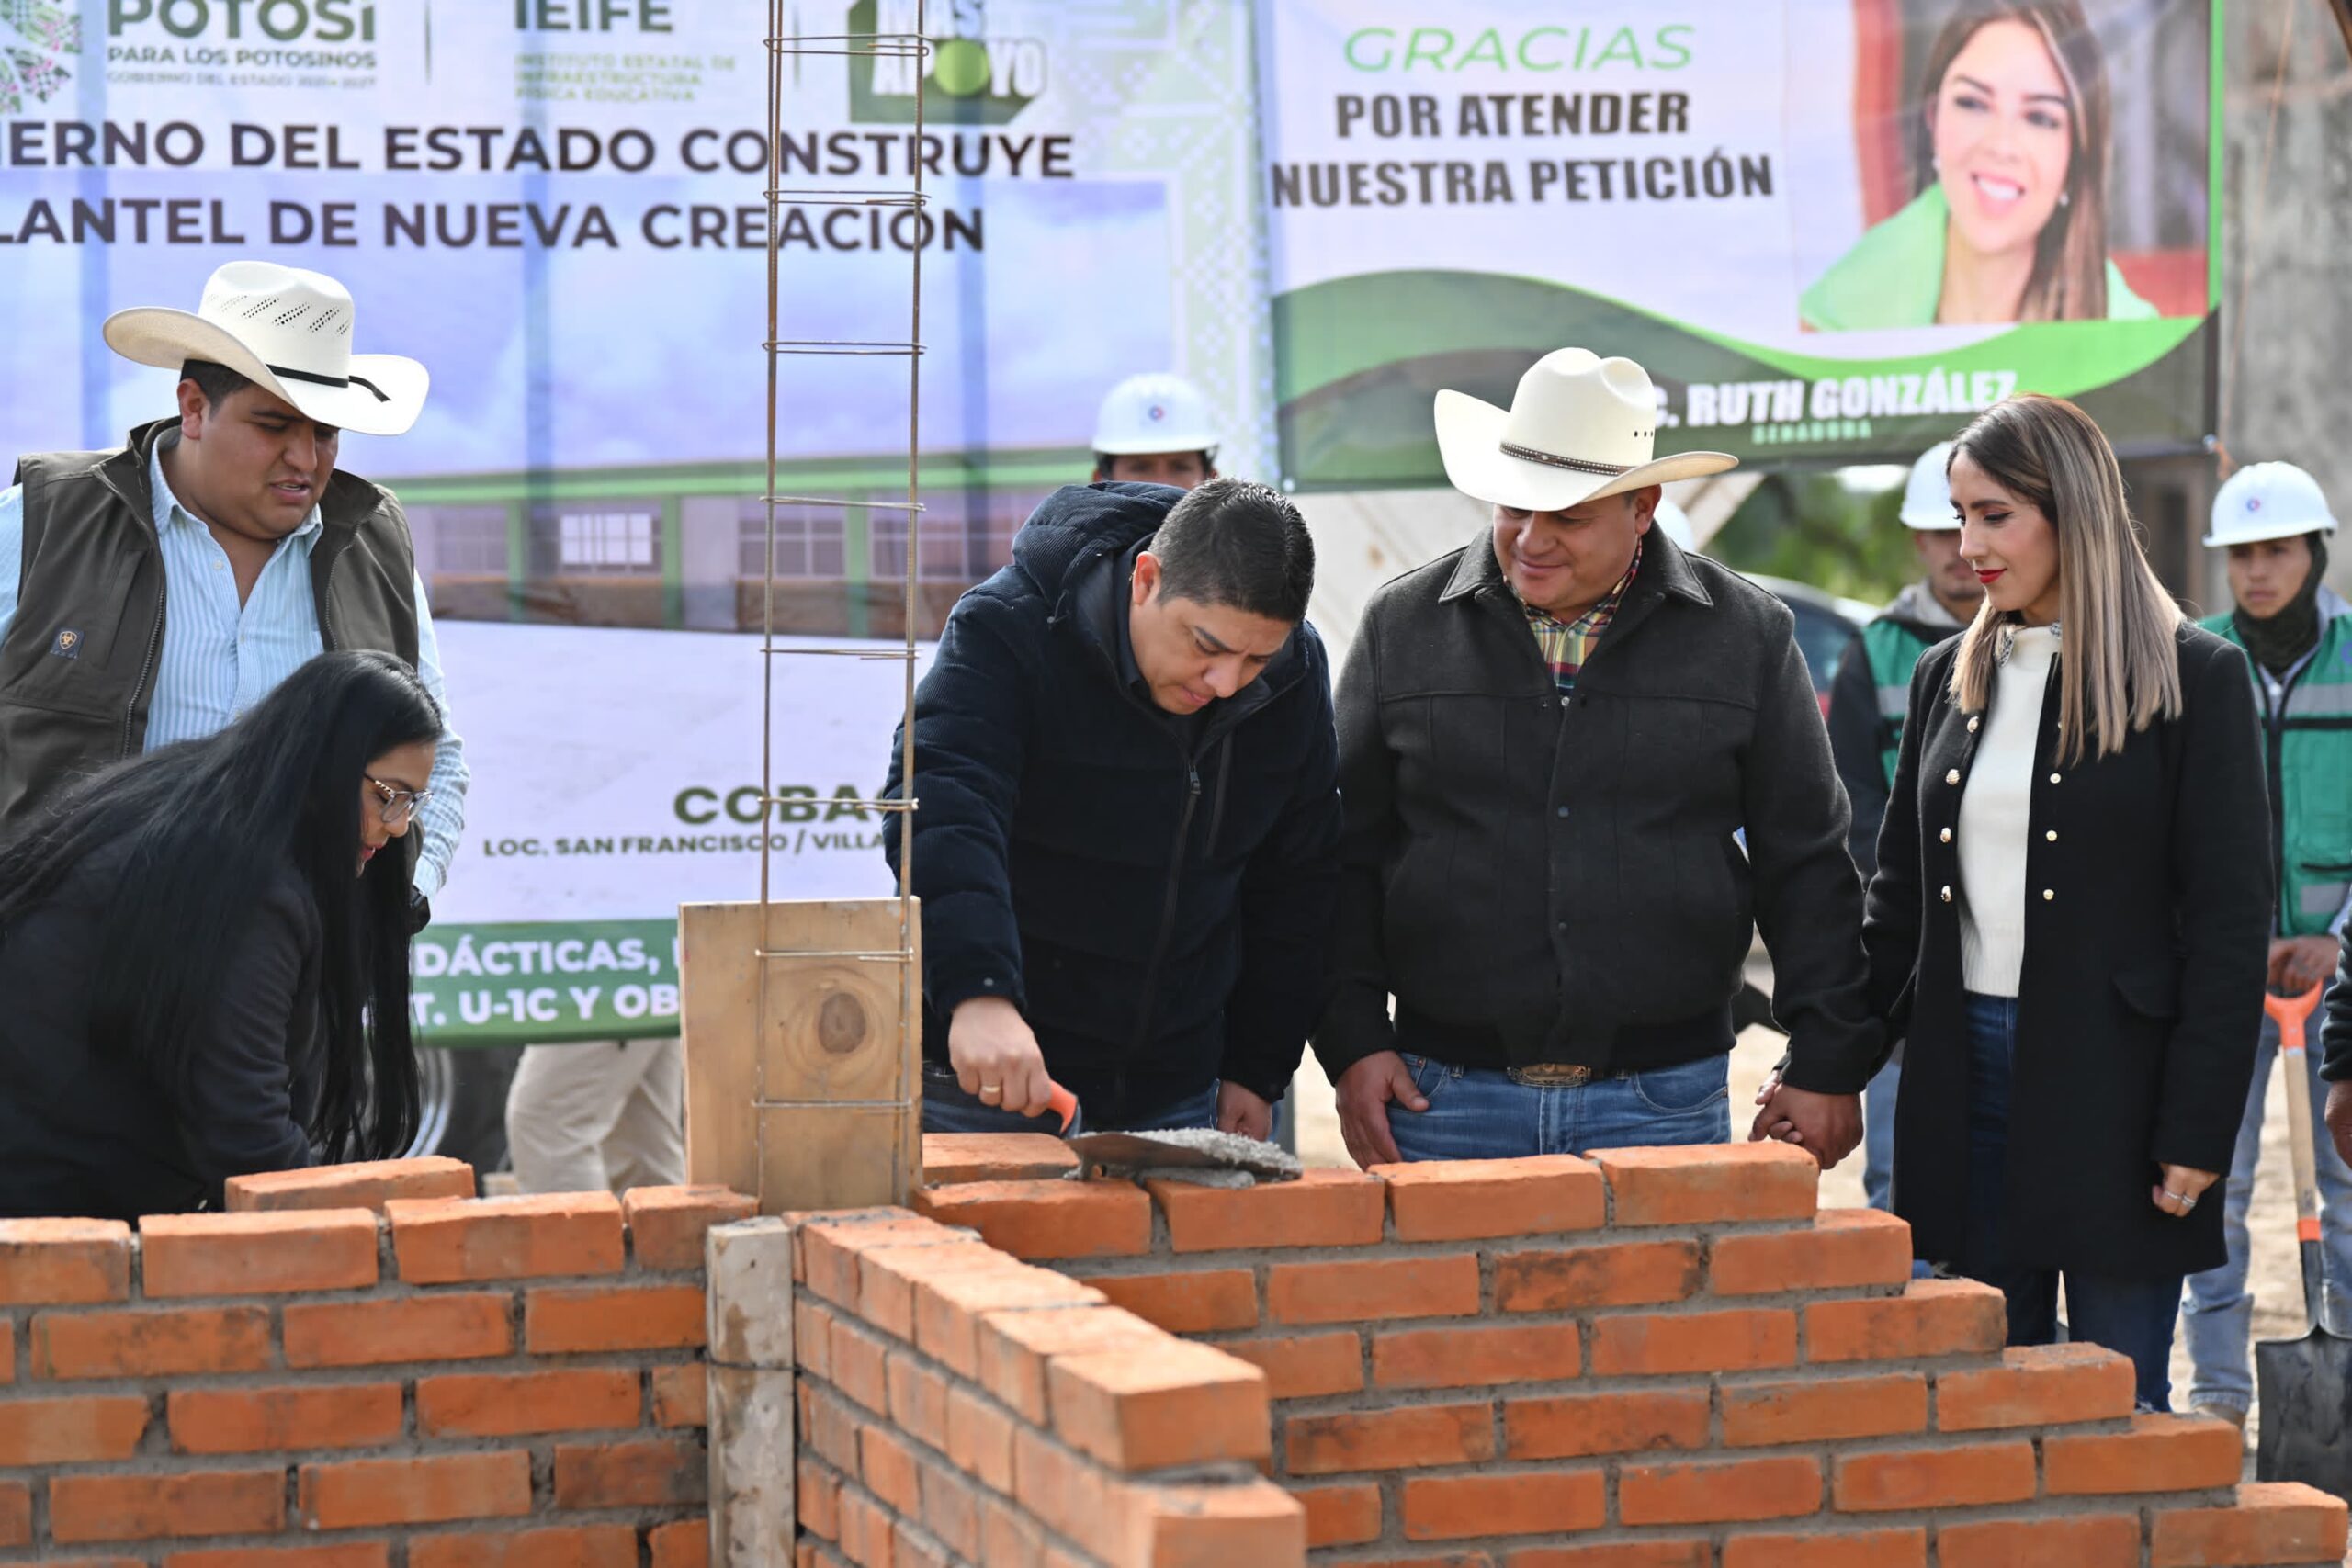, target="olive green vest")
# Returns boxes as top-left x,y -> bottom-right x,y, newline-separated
0,419 -> 420,844
2200,604 -> 2352,937
1861,616 -> 1939,789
